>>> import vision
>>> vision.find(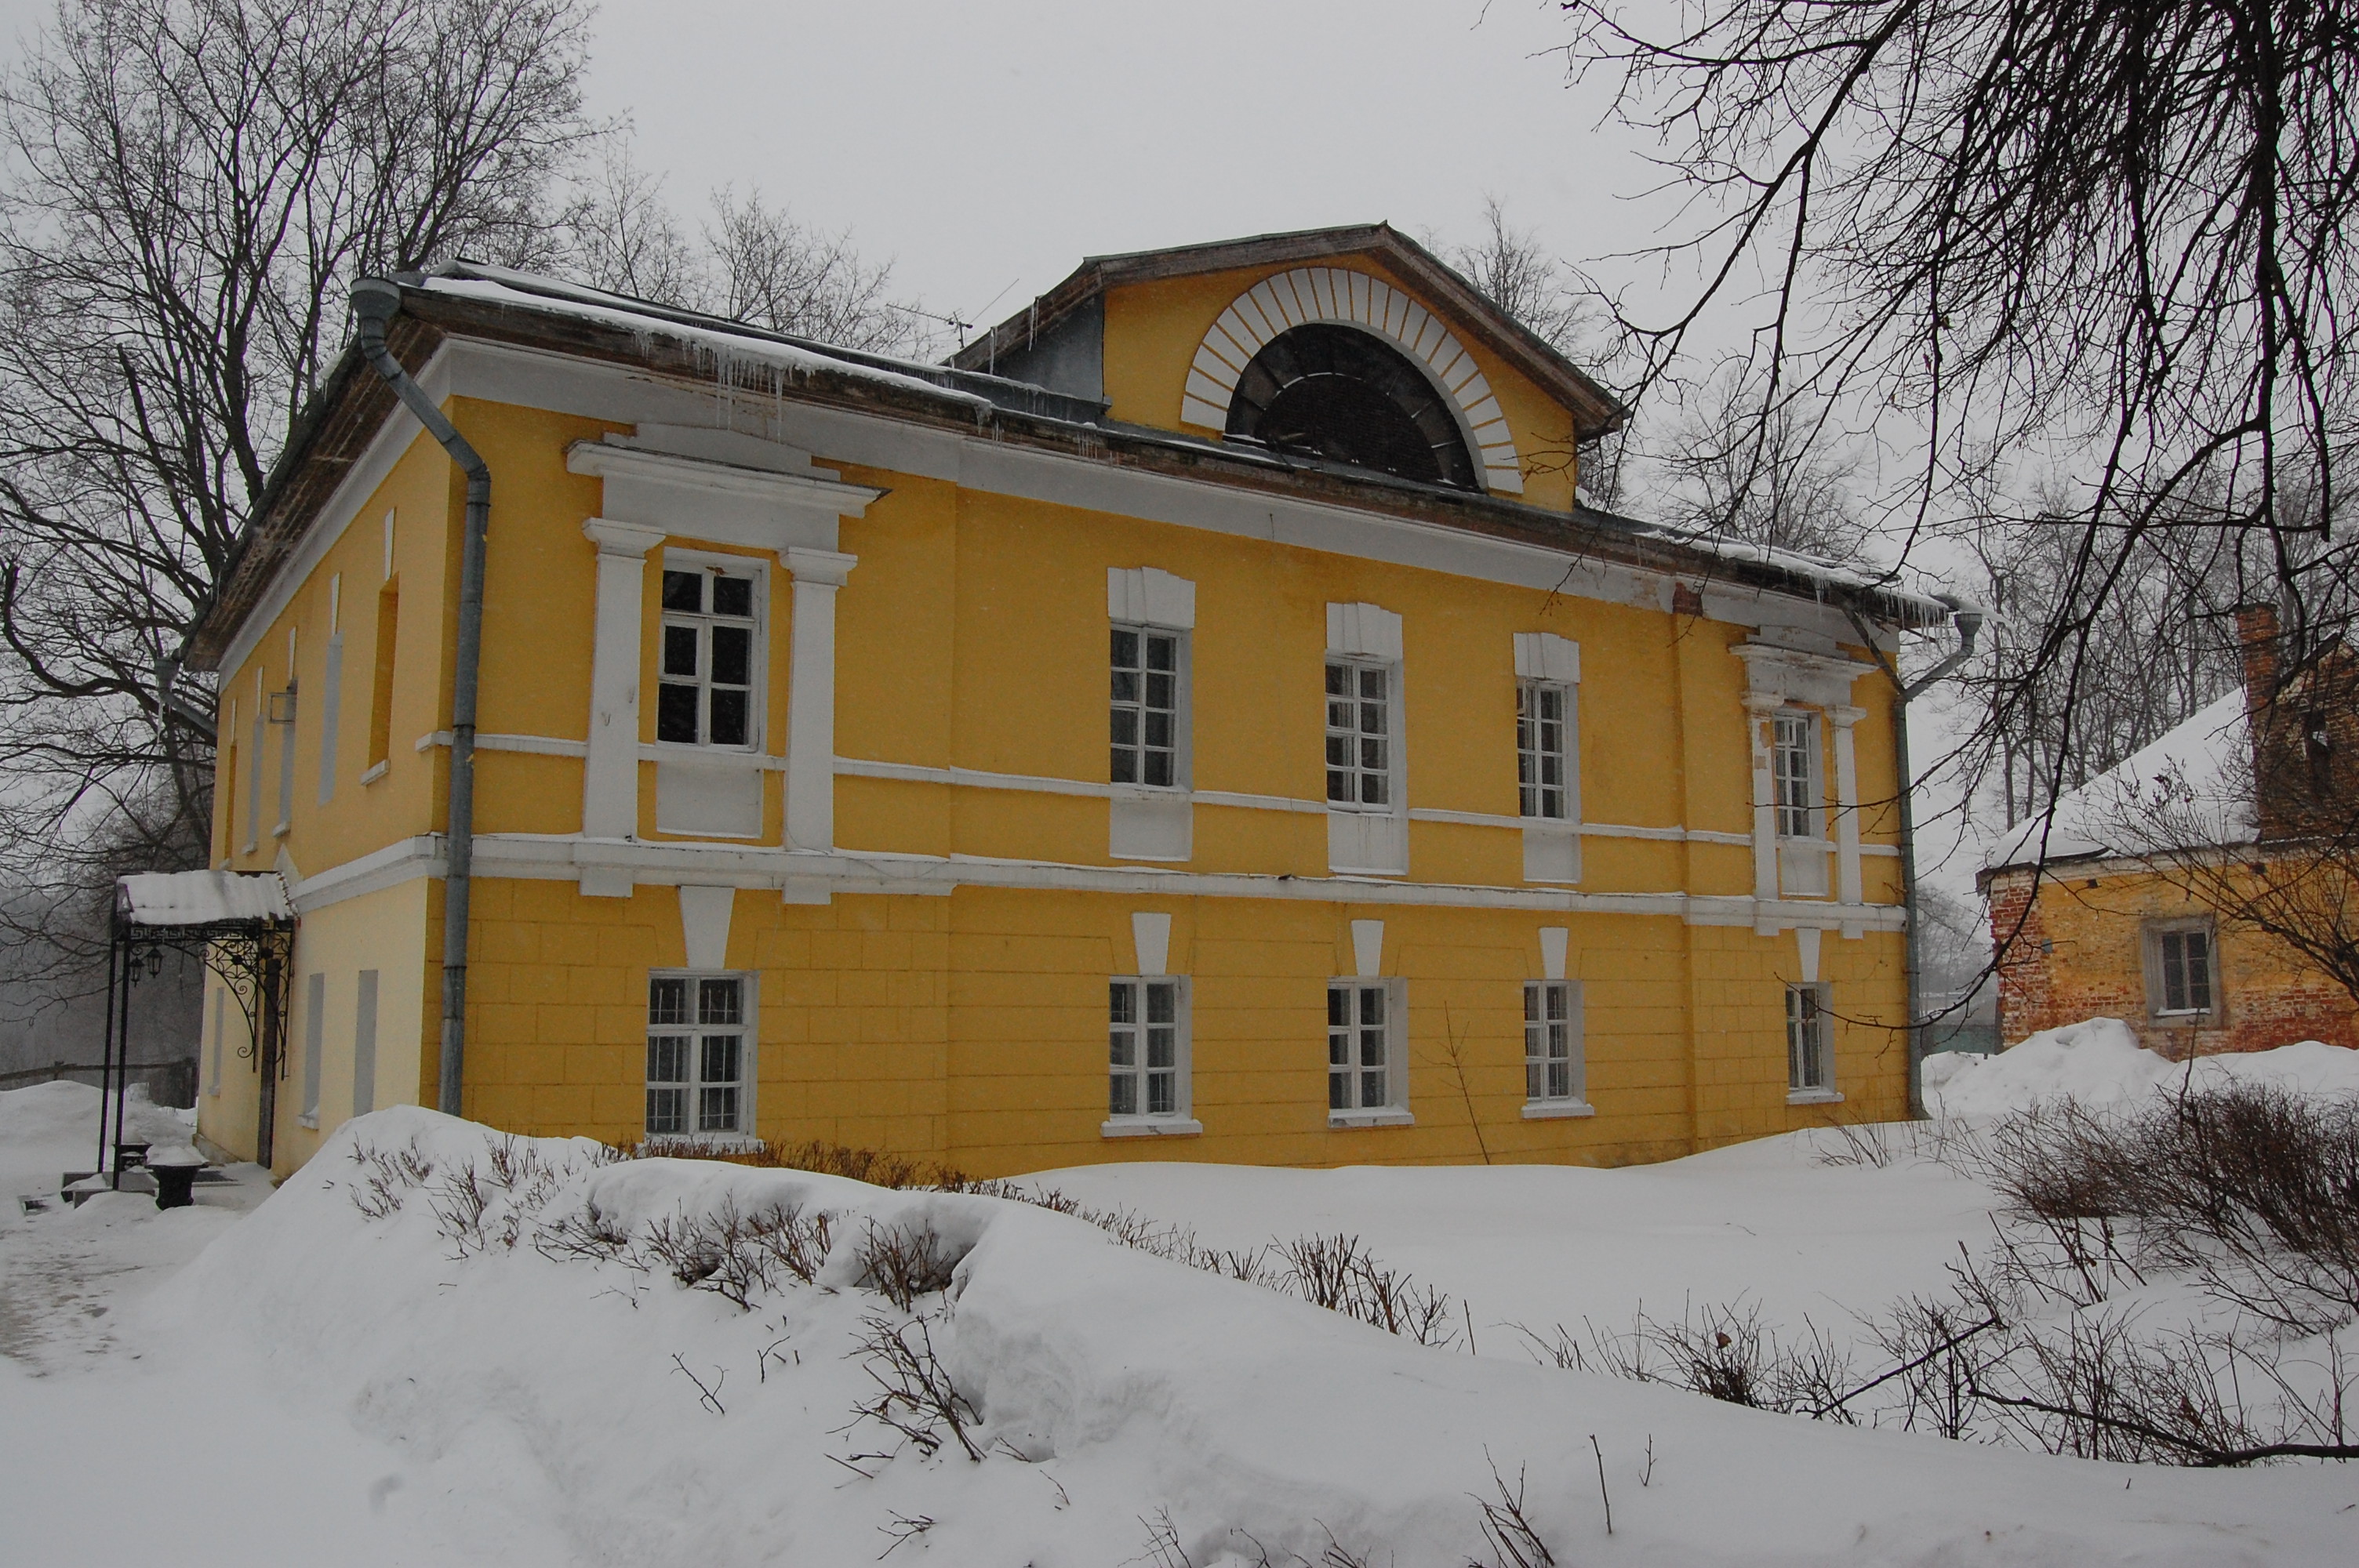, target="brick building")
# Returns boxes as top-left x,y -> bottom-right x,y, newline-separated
1981,608 -> 2359,1058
